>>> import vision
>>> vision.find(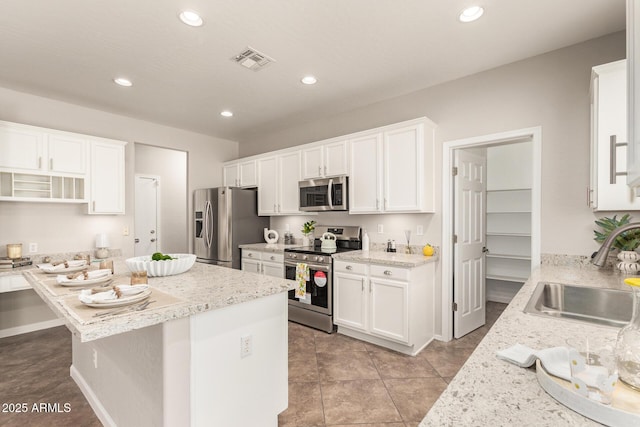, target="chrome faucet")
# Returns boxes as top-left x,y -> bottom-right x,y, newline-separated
592,222 -> 640,267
